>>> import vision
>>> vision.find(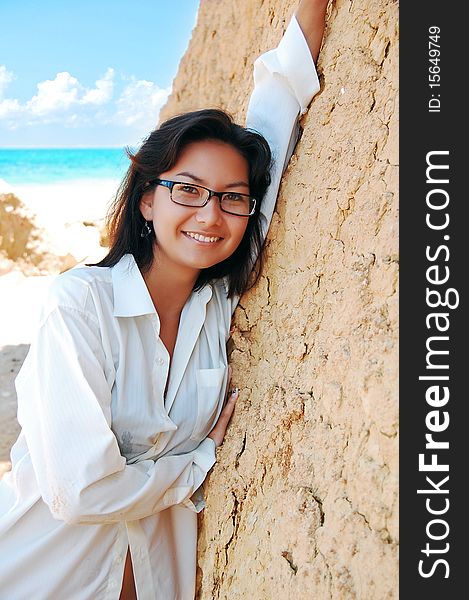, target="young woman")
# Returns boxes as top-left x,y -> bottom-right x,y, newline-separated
0,1 -> 328,598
